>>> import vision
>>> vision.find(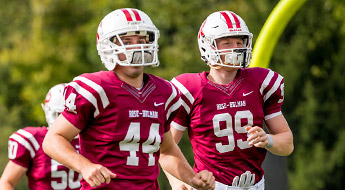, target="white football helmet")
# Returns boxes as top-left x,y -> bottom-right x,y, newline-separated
41,84 -> 65,127
198,11 -> 253,68
96,8 -> 160,70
